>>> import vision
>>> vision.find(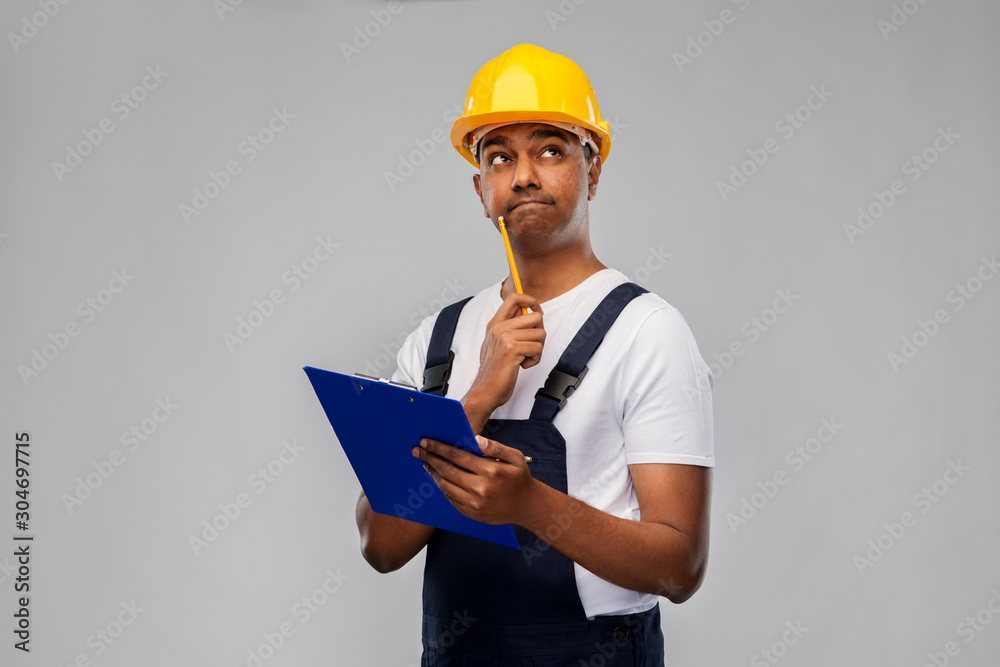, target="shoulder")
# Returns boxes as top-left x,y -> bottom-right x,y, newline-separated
592,270 -> 700,349
630,298 -> 700,347
621,297 -> 706,374
593,275 -> 711,395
